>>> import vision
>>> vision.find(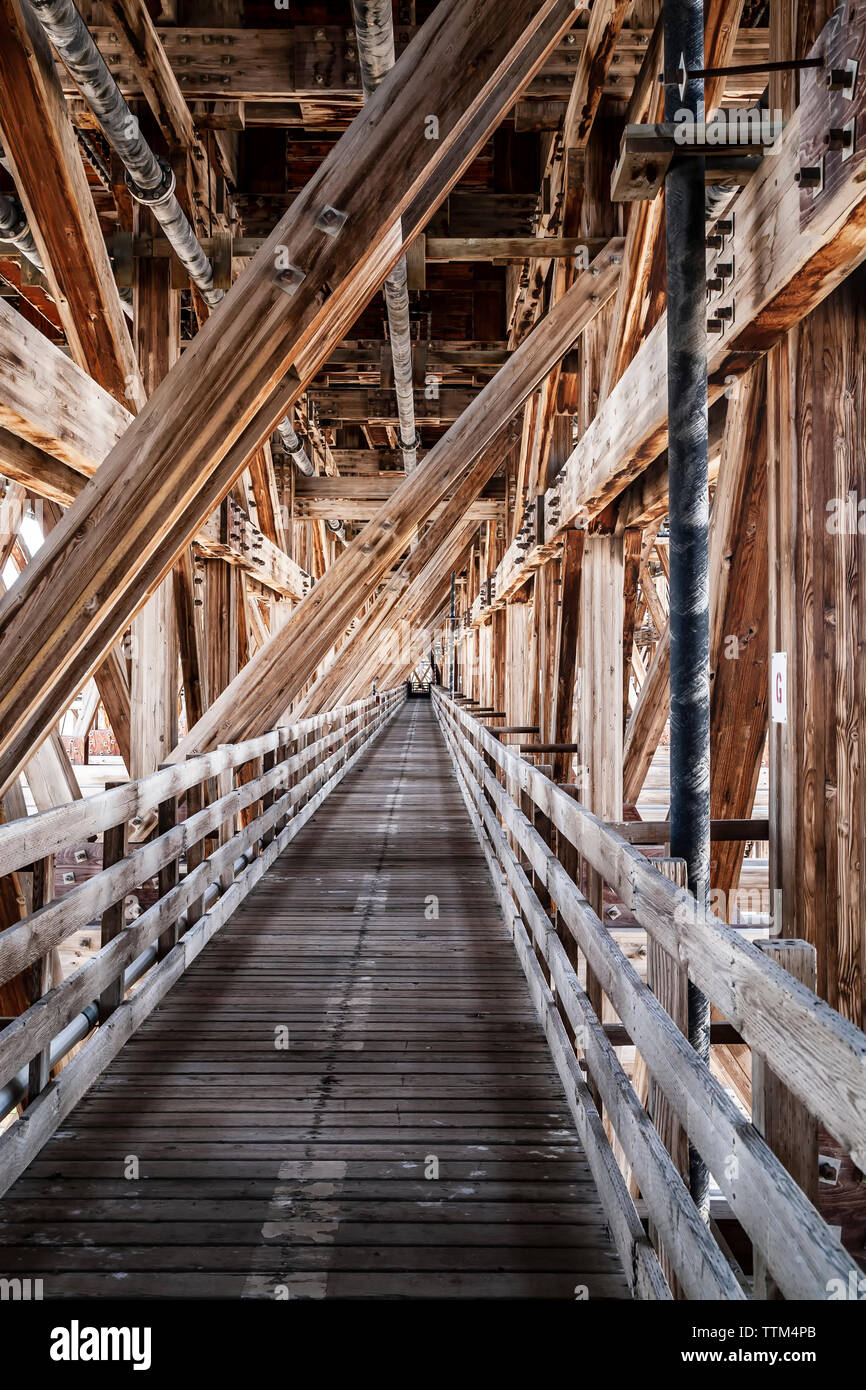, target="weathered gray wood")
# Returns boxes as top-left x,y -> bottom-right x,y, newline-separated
436,692 -> 864,1299
444,711 -> 738,1300
0,693 -> 403,1196
440,695 -> 866,1174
